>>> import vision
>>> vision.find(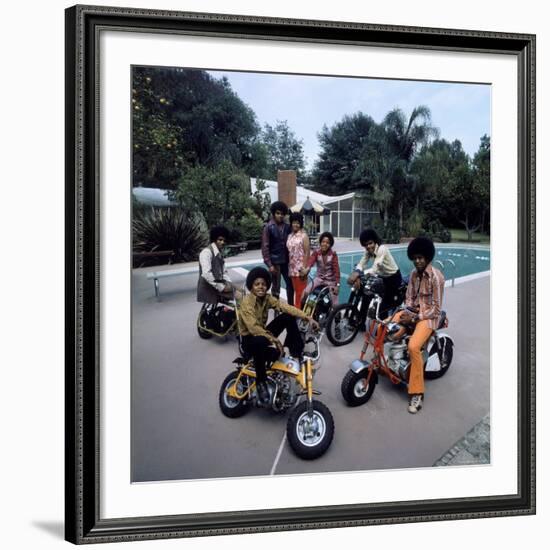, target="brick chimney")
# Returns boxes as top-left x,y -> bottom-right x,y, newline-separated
277,170 -> 297,209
